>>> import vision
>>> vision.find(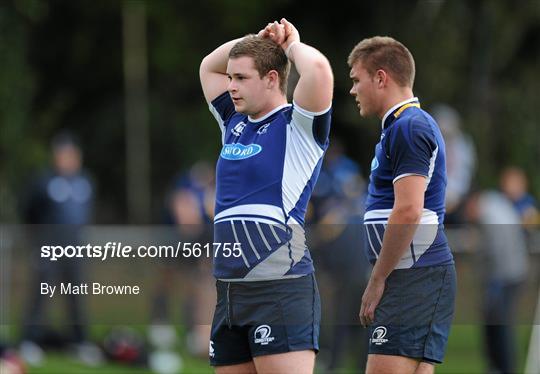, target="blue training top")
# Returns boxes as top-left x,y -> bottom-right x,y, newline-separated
209,91 -> 332,281
364,97 -> 454,268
